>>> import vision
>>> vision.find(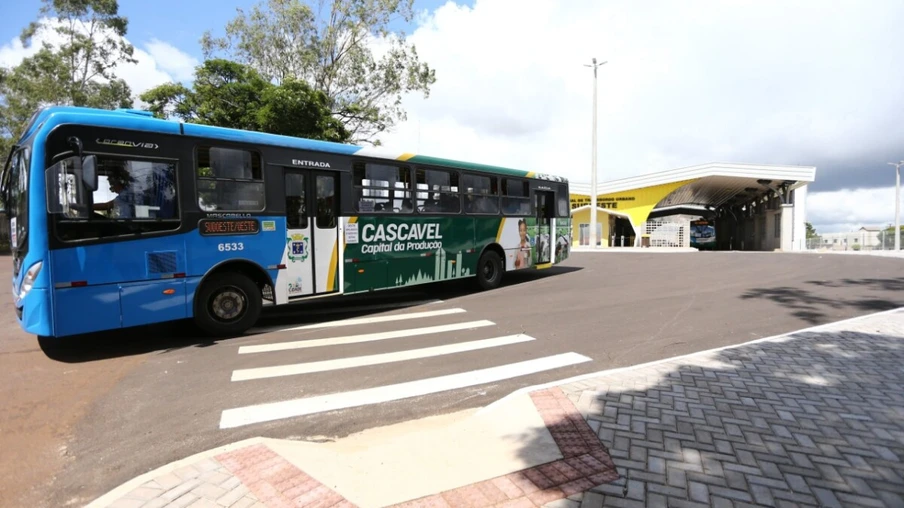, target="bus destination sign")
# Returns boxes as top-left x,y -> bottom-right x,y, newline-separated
199,218 -> 261,236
